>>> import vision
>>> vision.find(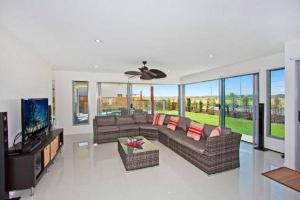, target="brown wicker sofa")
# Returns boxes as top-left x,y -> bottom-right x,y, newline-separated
93,113 -> 241,174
